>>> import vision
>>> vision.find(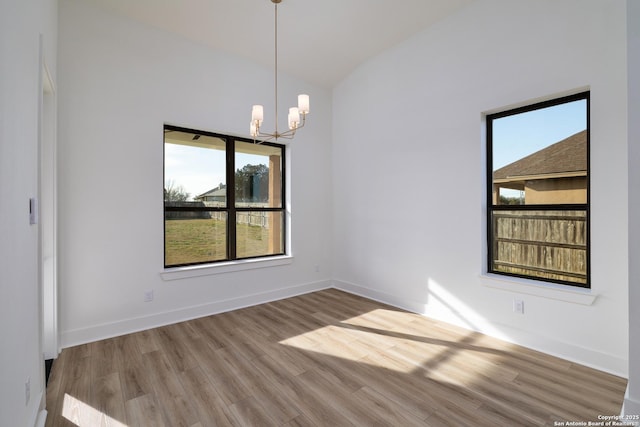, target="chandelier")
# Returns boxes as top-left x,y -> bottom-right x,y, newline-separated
250,0 -> 309,143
